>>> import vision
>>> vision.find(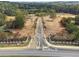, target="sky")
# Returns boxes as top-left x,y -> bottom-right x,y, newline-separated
0,0 -> 79,2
